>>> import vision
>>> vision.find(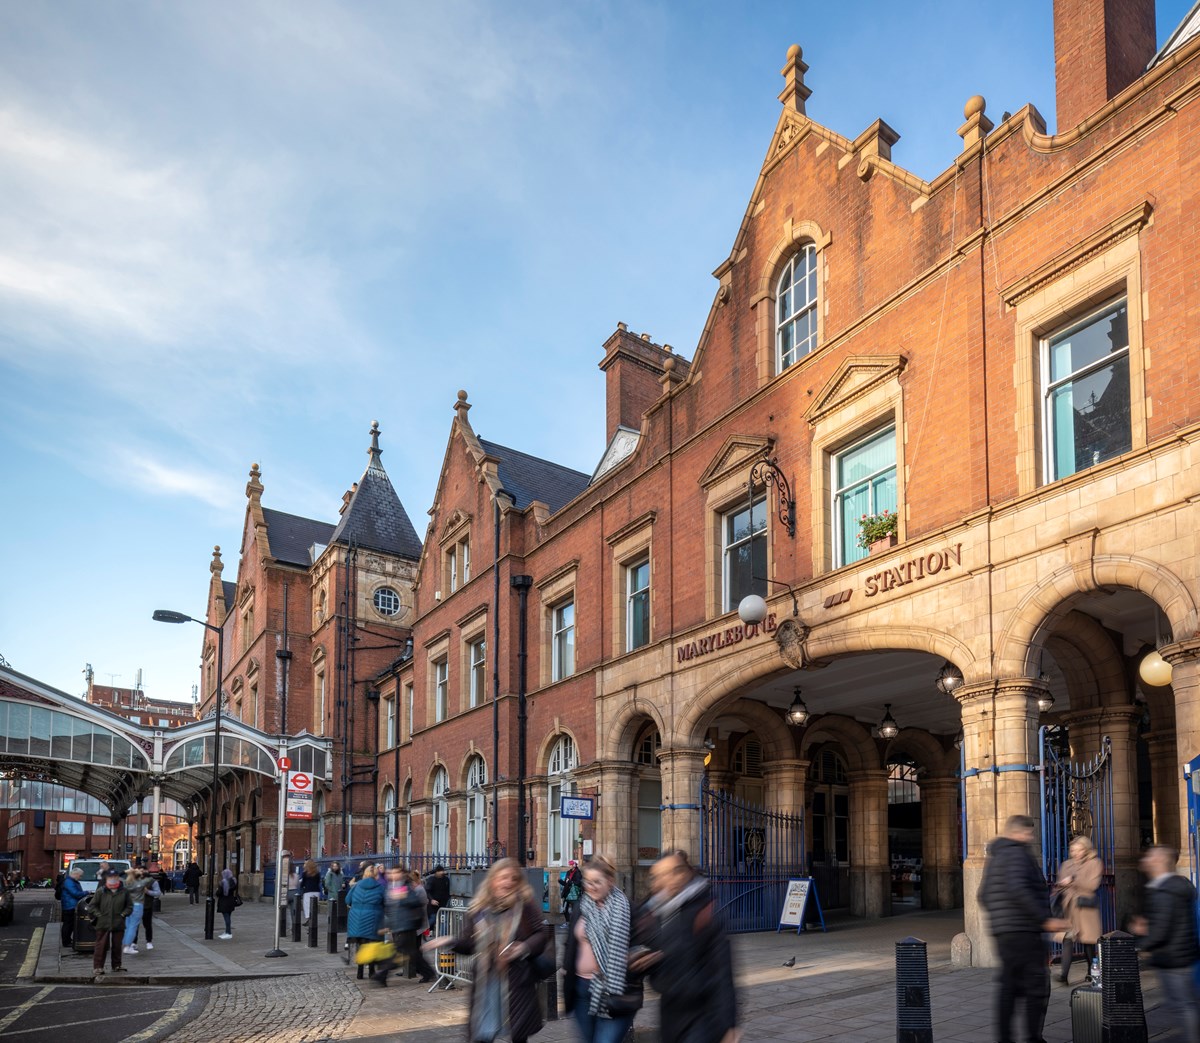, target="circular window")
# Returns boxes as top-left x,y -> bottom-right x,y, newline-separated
373,587 -> 401,616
